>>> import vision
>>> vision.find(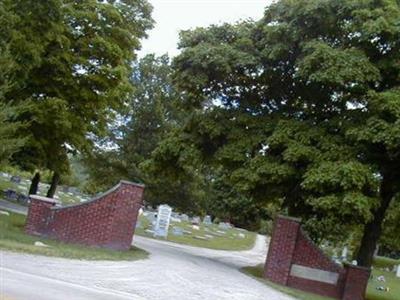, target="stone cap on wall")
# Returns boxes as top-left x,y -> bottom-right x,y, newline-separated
29,194 -> 59,204
277,214 -> 302,223
343,262 -> 370,271
120,180 -> 145,188
51,180 -> 144,211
